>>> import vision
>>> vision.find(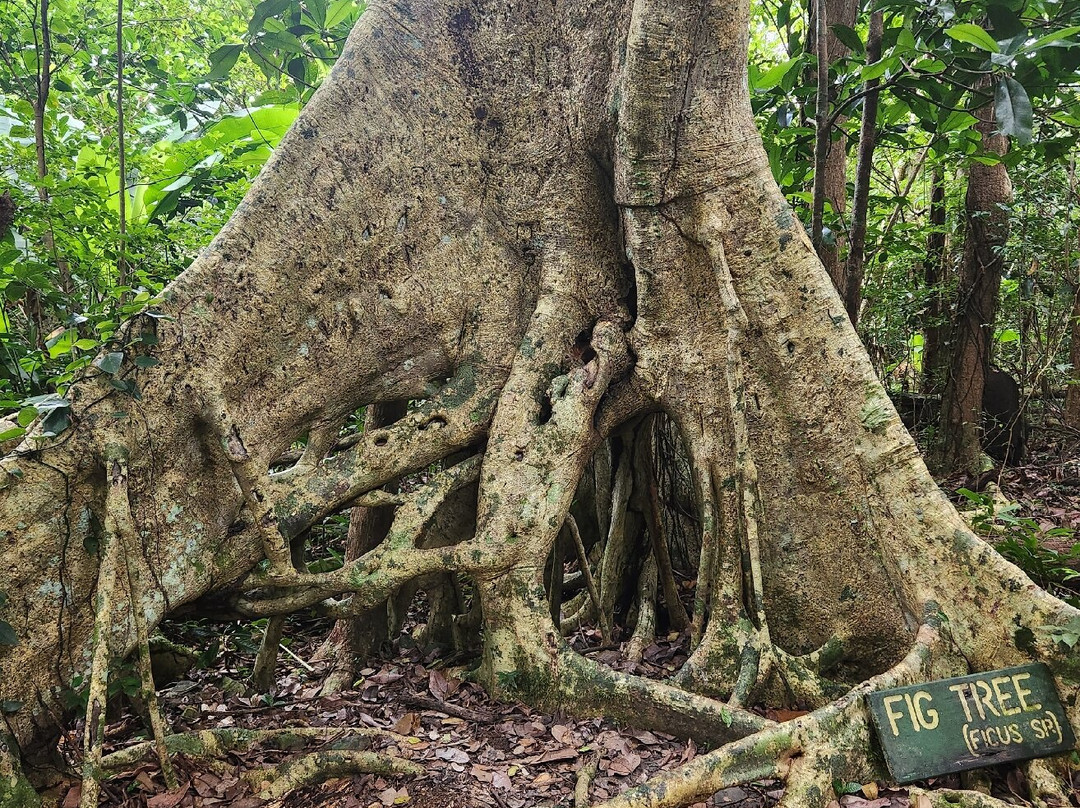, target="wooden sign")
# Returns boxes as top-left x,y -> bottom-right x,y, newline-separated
867,663 -> 1075,783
